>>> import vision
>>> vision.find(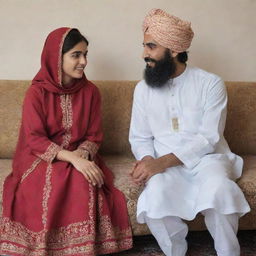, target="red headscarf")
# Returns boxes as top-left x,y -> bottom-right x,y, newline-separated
32,27 -> 87,94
